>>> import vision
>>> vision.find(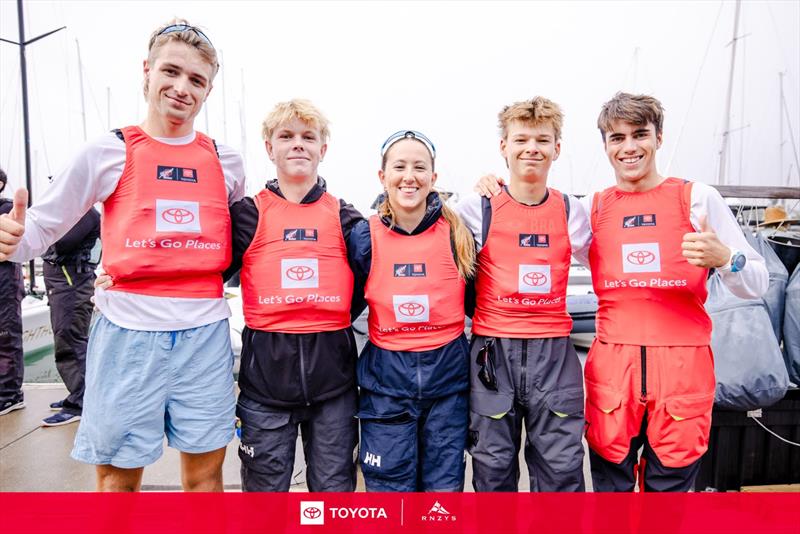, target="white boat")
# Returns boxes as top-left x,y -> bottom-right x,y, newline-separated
21,294 -> 53,356
567,262 -> 597,349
